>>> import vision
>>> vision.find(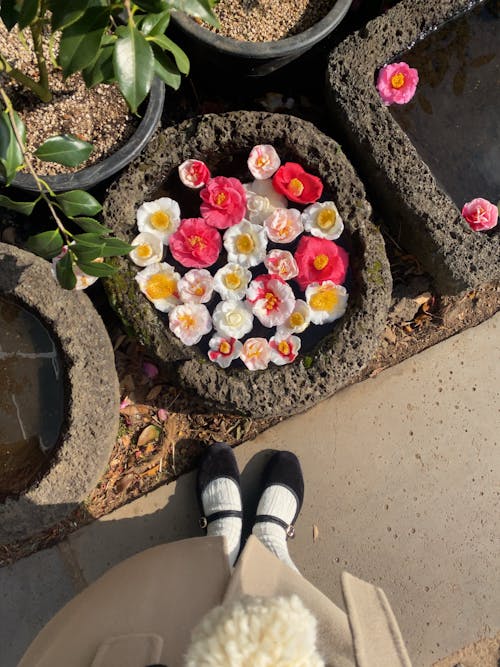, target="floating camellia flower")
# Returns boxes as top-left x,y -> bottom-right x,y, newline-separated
135,262 -> 180,312
208,335 -> 243,368
264,249 -> 299,281
136,197 -> 180,244
376,62 -> 419,106
169,303 -> 212,345
272,162 -> 323,204
264,207 -> 303,243
212,300 -> 254,339
294,235 -> 349,291
246,274 -> 295,328
213,262 -> 252,301
52,246 -> 101,290
247,145 -> 281,180
461,198 -> 498,232
302,201 -> 344,241
200,176 -> 247,229
269,334 -> 301,366
244,178 -> 287,225
224,219 -> 267,268
277,299 -> 311,336
177,269 -> 214,304
129,232 -> 164,267
240,337 -> 272,371
305,281 -> 348,325
178,159 -> 211,189
169,218 -> 222,268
